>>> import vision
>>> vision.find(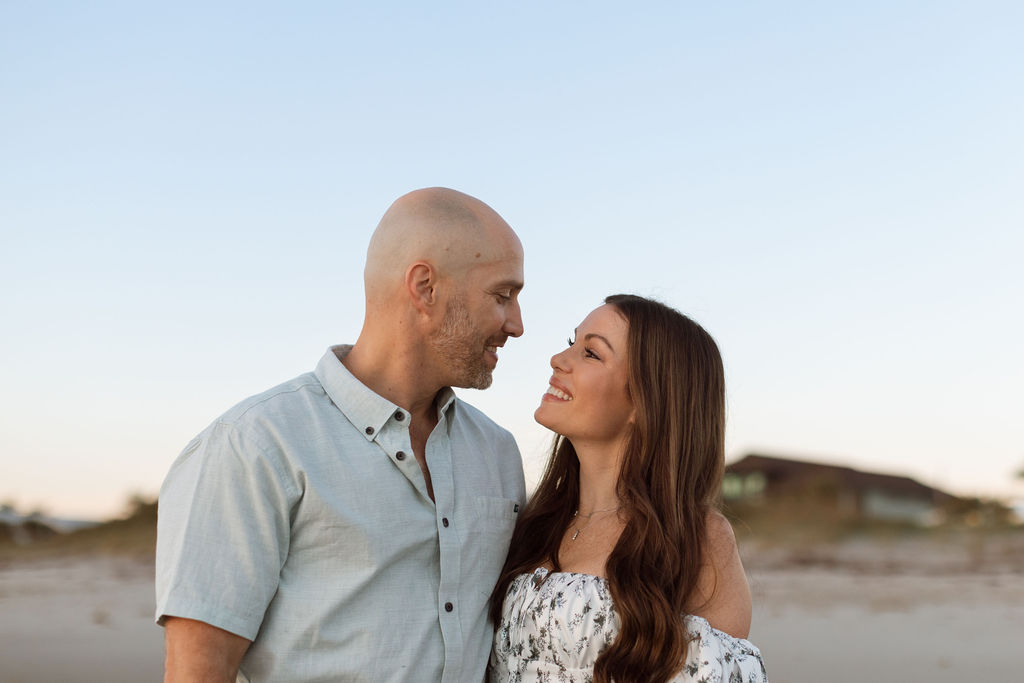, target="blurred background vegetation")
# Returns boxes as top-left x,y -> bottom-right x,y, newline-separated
1,454 -> 1020,569
0,495 -> 157,563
